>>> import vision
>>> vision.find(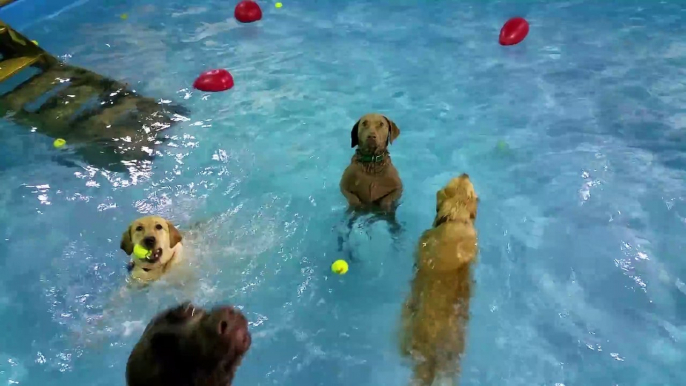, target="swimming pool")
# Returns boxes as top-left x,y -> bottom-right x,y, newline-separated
2,0 -> 686,384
